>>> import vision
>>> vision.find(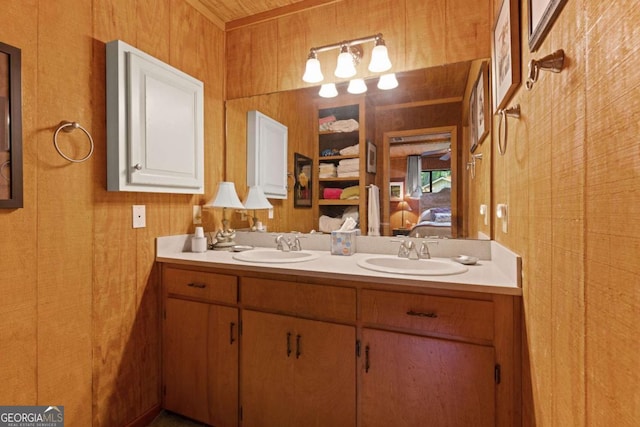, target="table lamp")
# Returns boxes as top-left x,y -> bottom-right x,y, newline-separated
206,181 -> 245,250
243,186 -> 273,231
396,200 -> 412,229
